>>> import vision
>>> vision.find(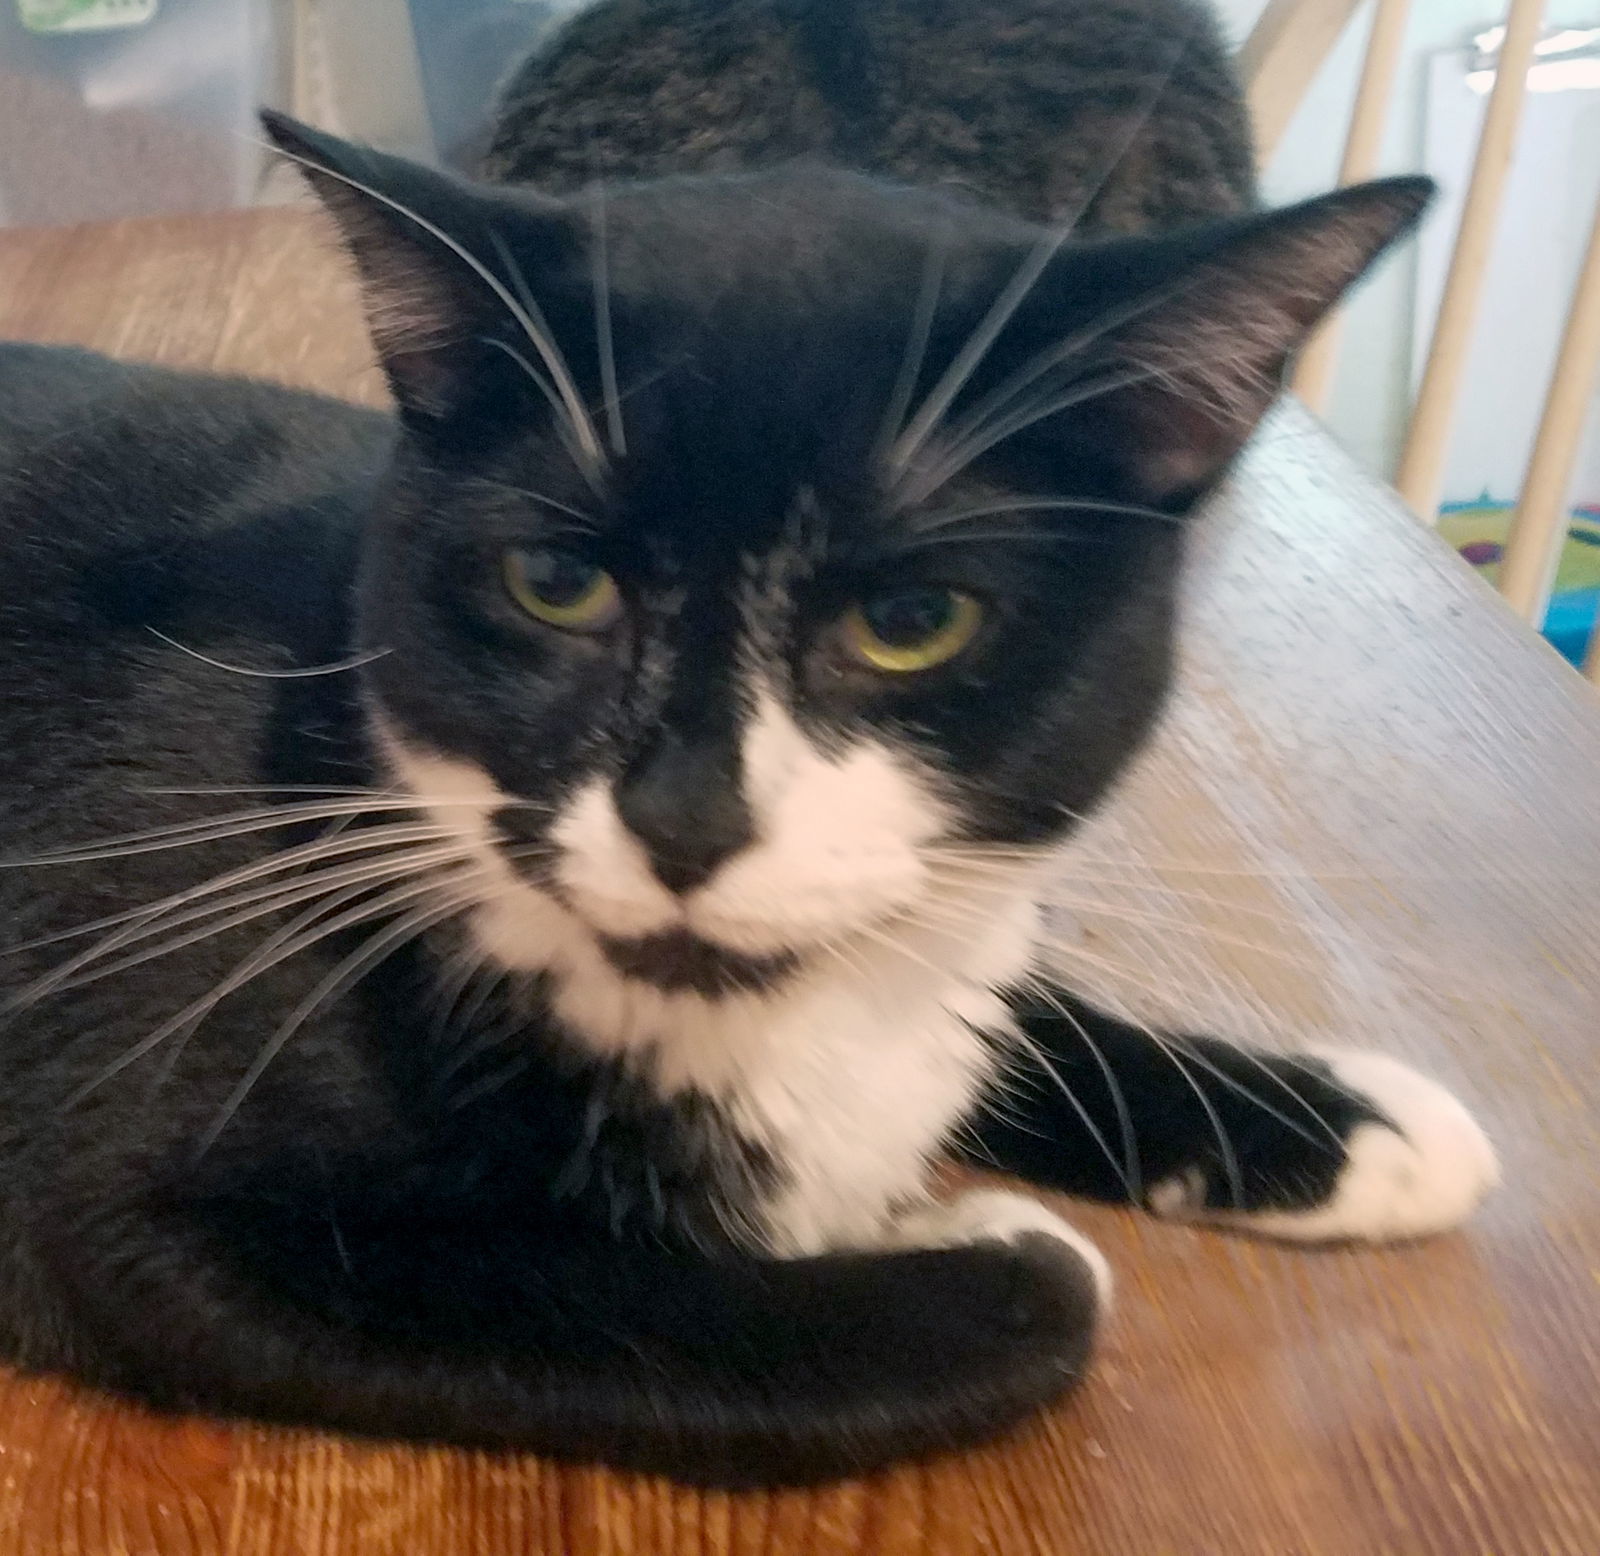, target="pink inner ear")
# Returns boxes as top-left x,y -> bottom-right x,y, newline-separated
1049,183 -> 1431,503
1088,334 -> 1289,504
1128,342 -> 1274,493
1126,433 -> 1233,505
